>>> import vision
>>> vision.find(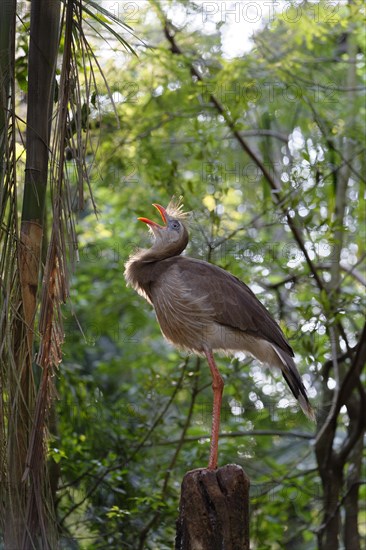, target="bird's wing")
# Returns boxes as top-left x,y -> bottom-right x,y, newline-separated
169,256 -> 294,356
